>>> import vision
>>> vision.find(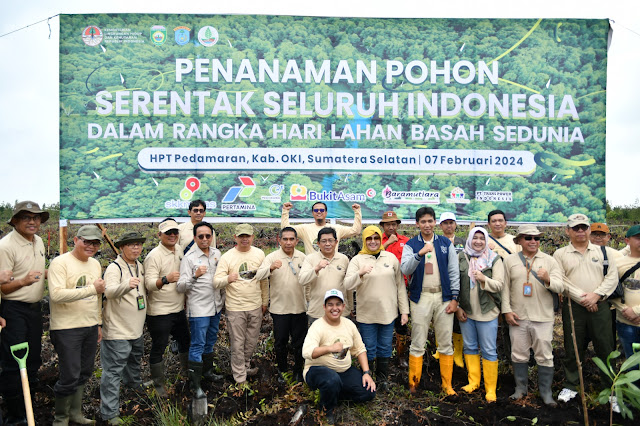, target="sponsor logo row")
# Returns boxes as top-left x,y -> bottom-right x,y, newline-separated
82,25 -> 220,47
164,176 -> 512,211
